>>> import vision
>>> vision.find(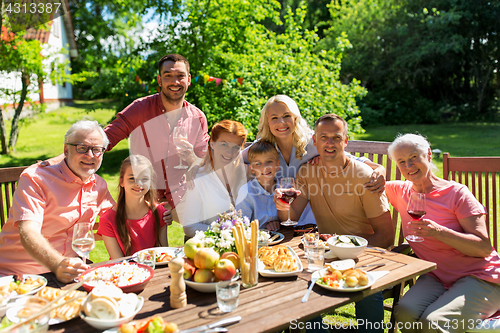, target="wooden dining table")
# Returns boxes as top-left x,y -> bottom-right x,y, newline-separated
6,228 -> 436,332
